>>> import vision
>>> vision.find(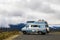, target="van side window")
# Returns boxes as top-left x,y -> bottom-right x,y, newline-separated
31,25 -> 40,27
